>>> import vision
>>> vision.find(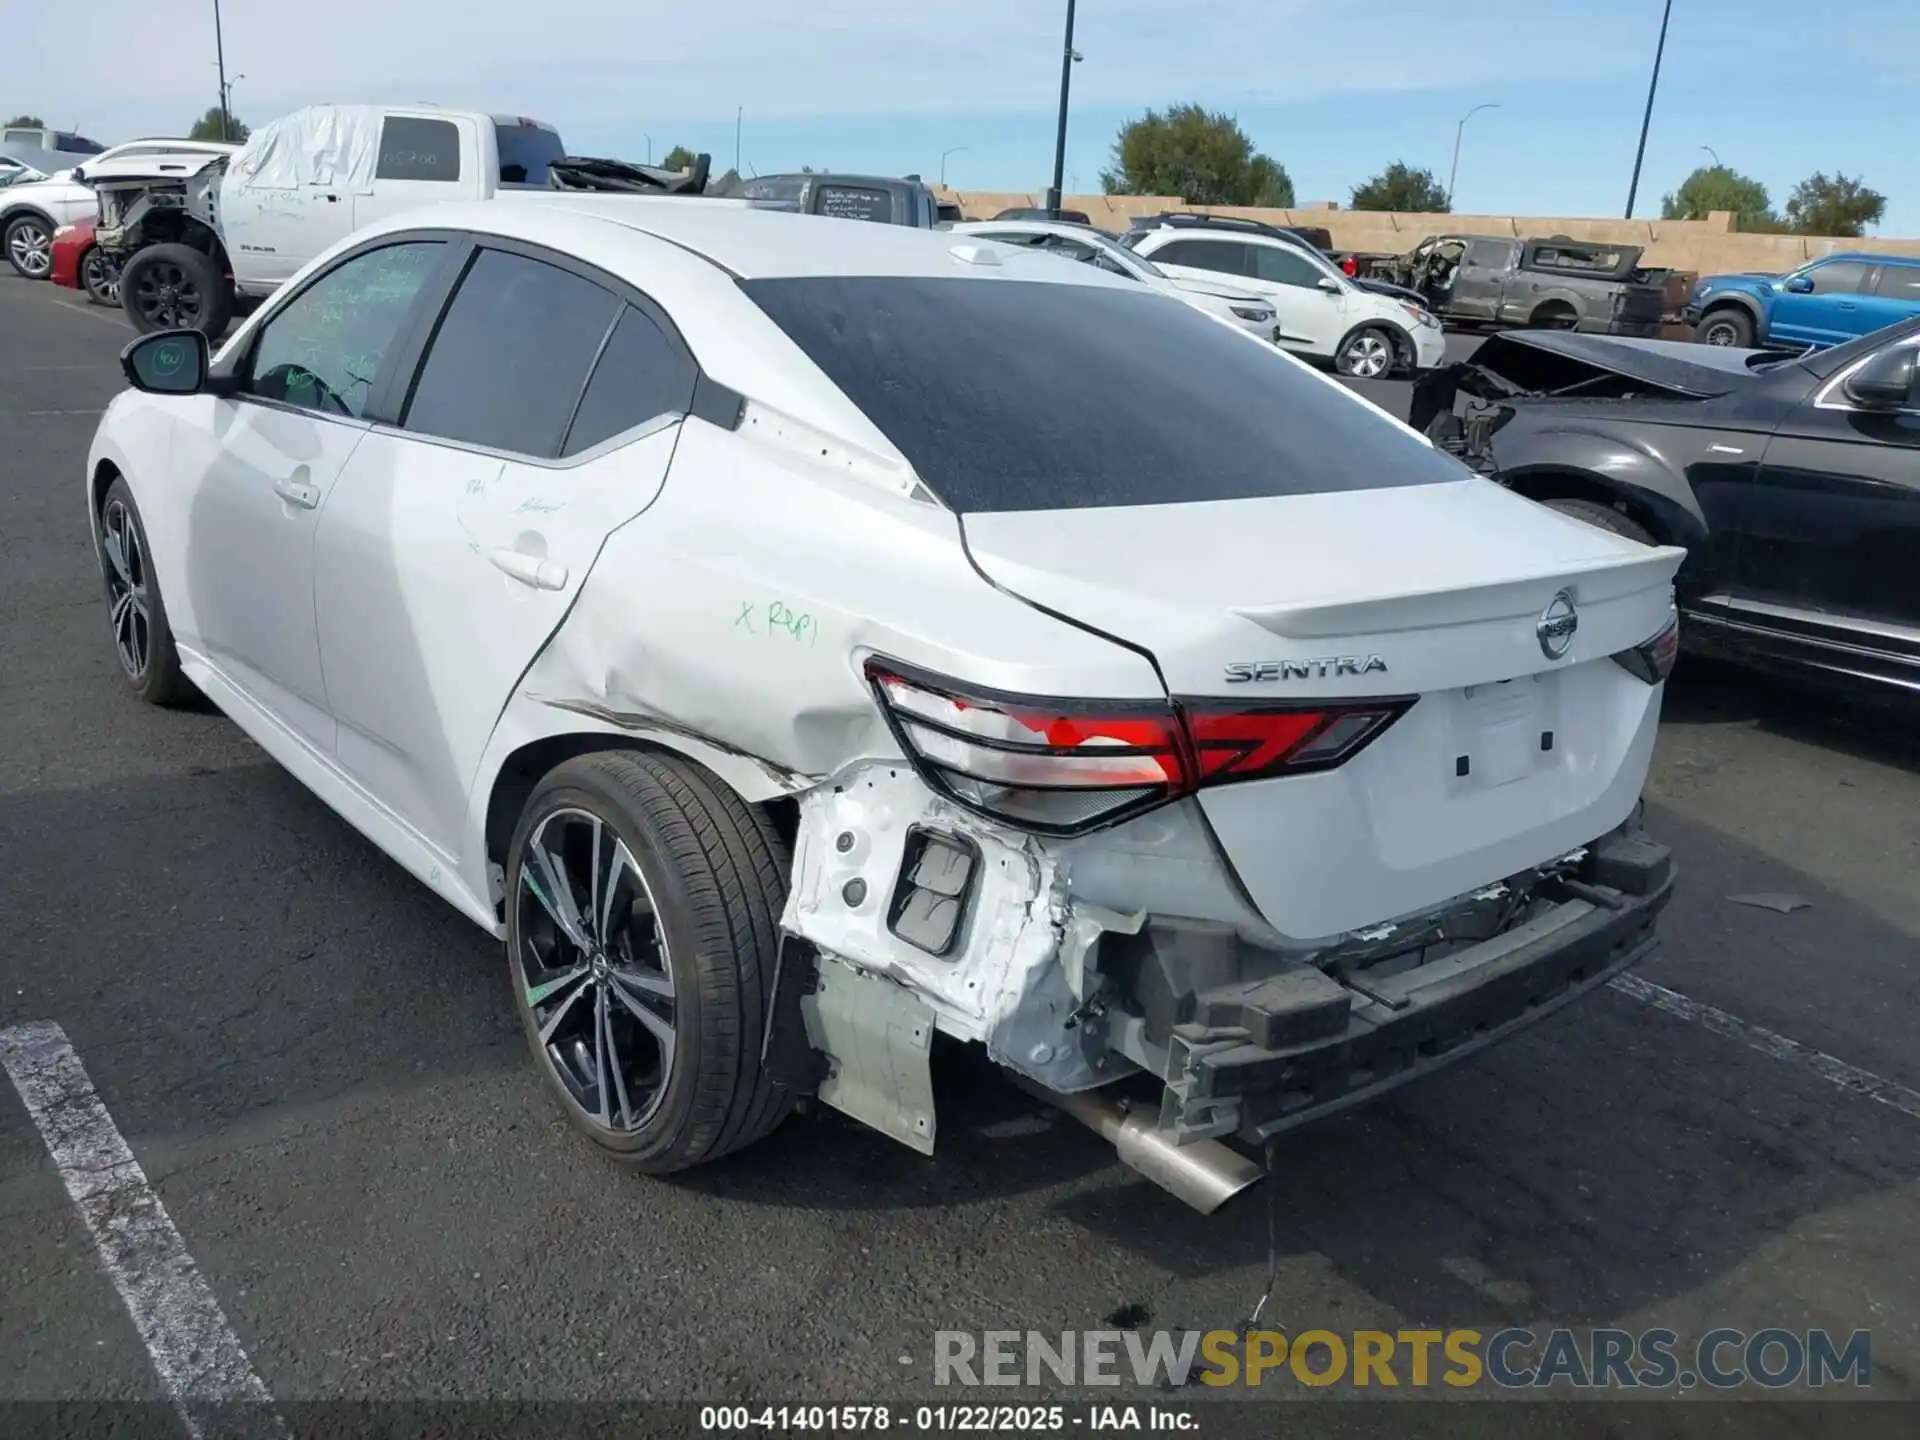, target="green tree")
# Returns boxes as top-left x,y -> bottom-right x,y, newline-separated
4,114 -> 47,128
1350,161 -> 1449,213
1659,166 -> 1776,230
187,107 -> 250,143
661,145 -> 697,172
1782,171 -> 1887,237
1101,104 -> 1293,207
